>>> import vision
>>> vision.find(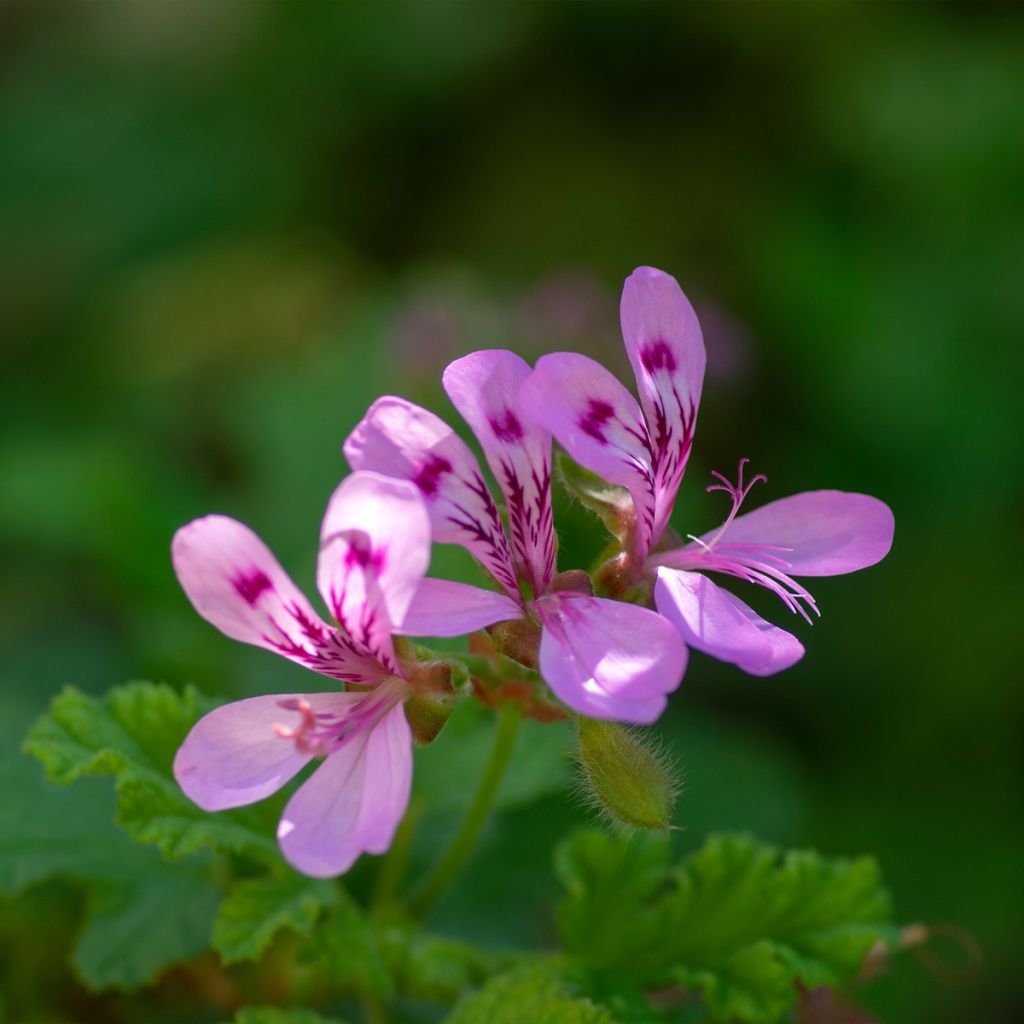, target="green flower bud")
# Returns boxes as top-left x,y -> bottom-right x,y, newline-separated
401,656 -> 469,745
575,718 -> 678,830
